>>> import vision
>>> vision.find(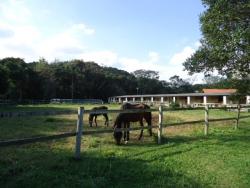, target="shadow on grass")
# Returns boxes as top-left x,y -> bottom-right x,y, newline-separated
0,147 -> 204,188
126,124 -> 250,158
1,123 -> 249,187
